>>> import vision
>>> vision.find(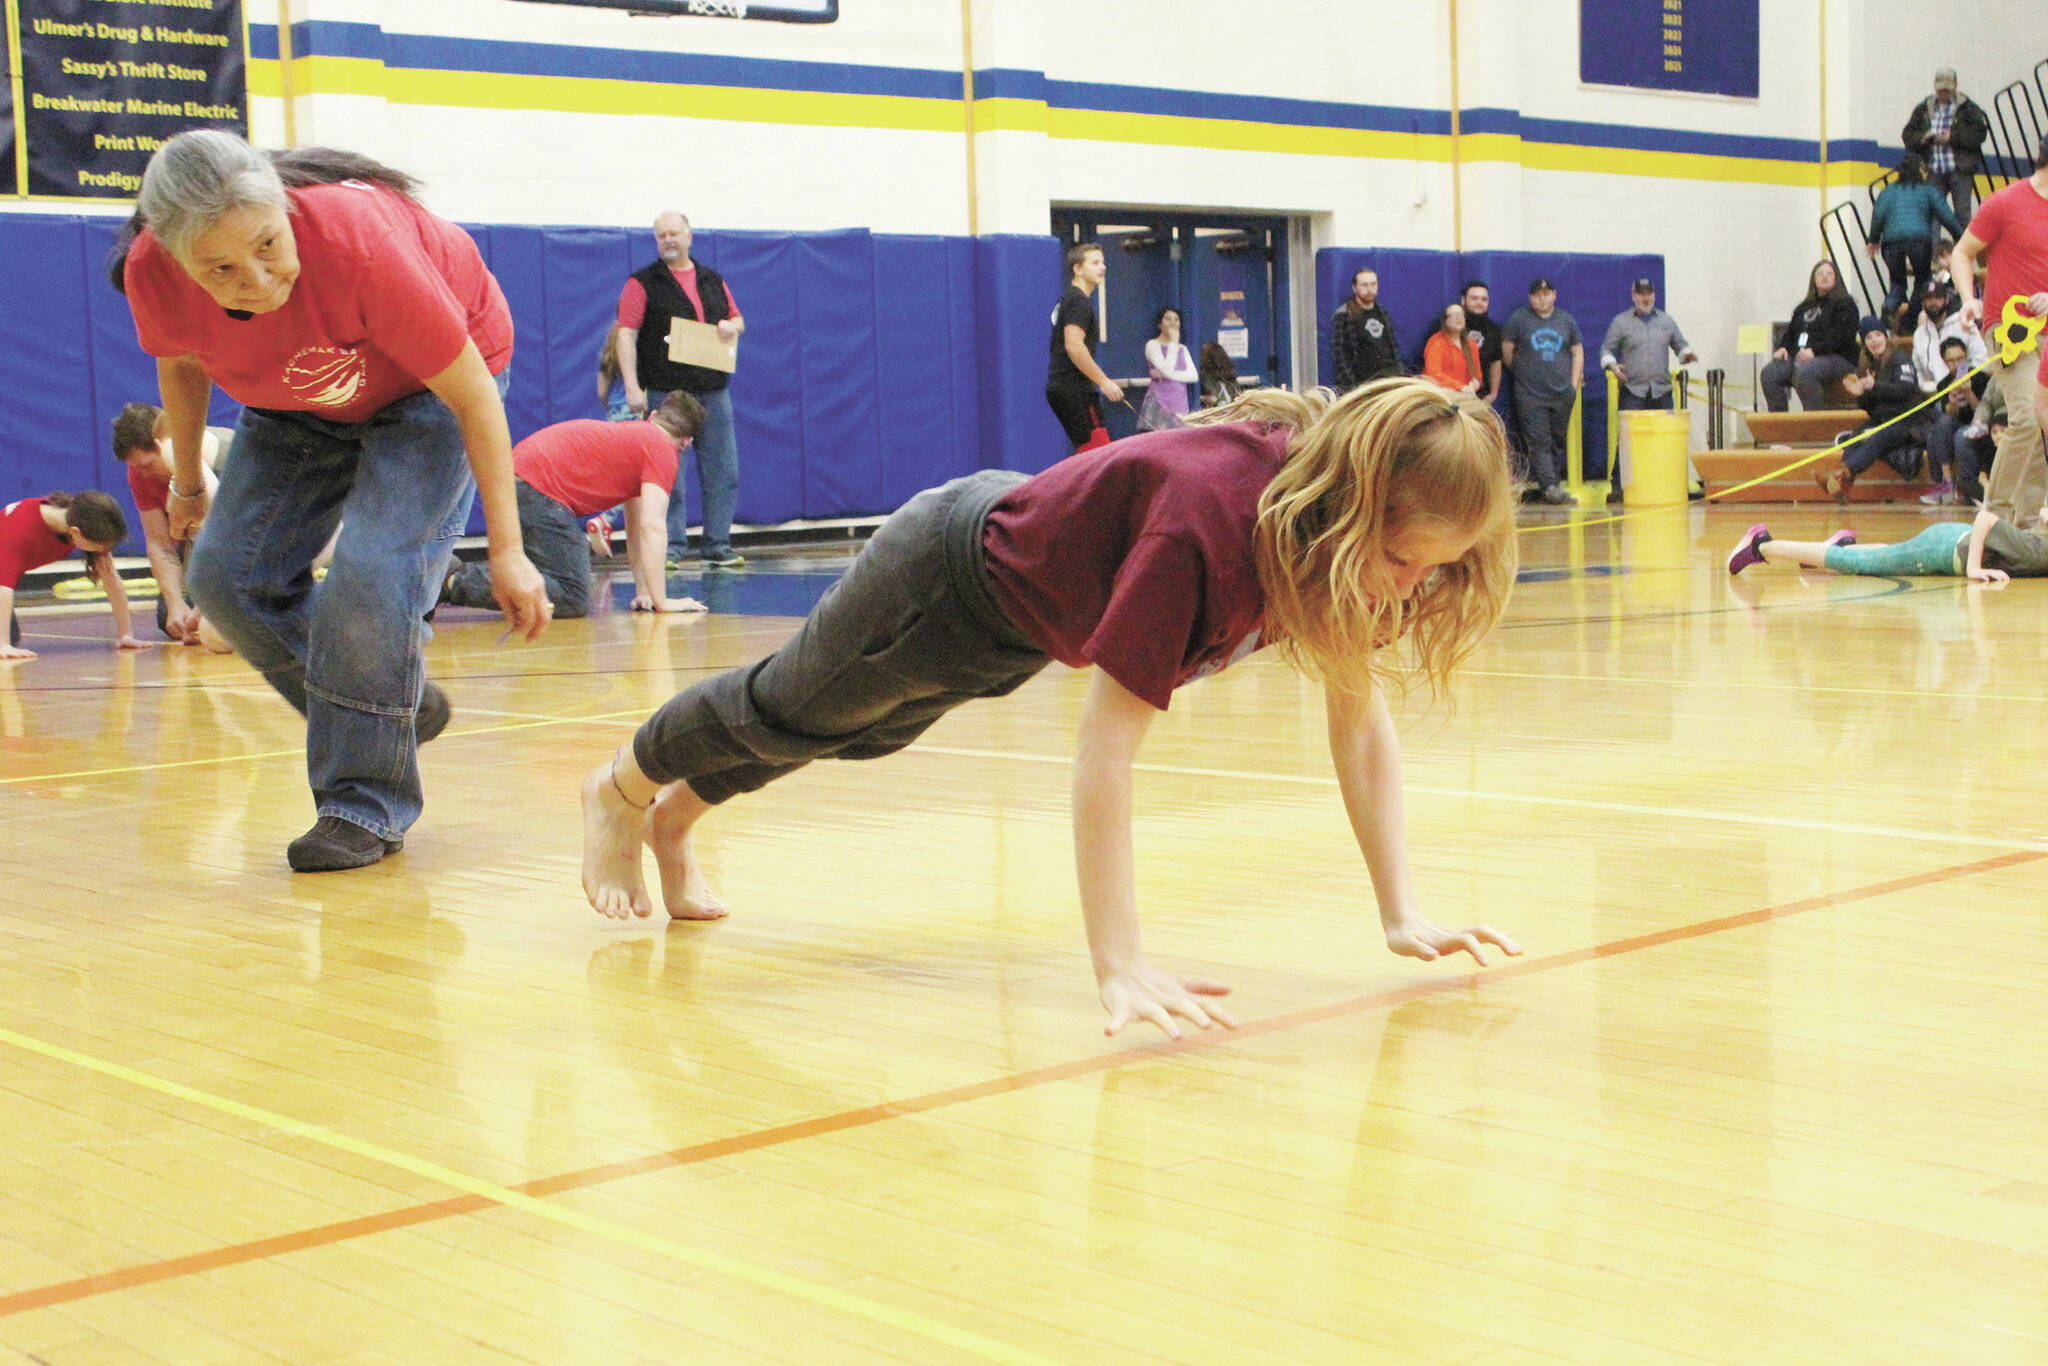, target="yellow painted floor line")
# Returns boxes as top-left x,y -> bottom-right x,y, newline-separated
0,1023 -> 1066,1366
